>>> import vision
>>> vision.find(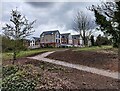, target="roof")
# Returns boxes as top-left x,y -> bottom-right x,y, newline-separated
33,37 -> 40,40
41,30 -> 59,36
30,37 -> 40,41
72,35 -> 80,39
61,33 -> 70,36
